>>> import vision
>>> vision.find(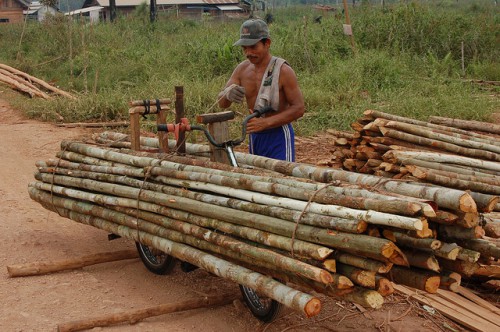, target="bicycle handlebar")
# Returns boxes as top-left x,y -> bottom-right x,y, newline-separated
158,106 -> 275,149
